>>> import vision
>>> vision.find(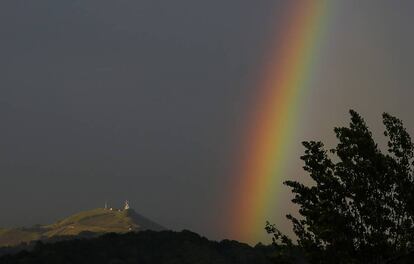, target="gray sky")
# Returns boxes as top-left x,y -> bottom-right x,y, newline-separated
1,0 -> 414,243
